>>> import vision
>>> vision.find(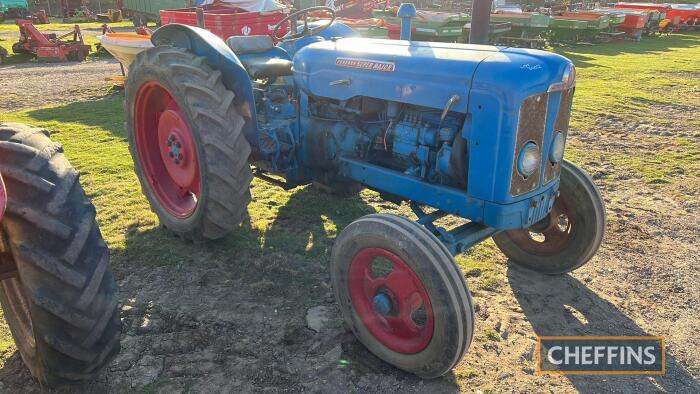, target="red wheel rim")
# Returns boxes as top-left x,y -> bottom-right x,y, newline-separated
134,81 -> 200,218
348,248 -> 434,354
